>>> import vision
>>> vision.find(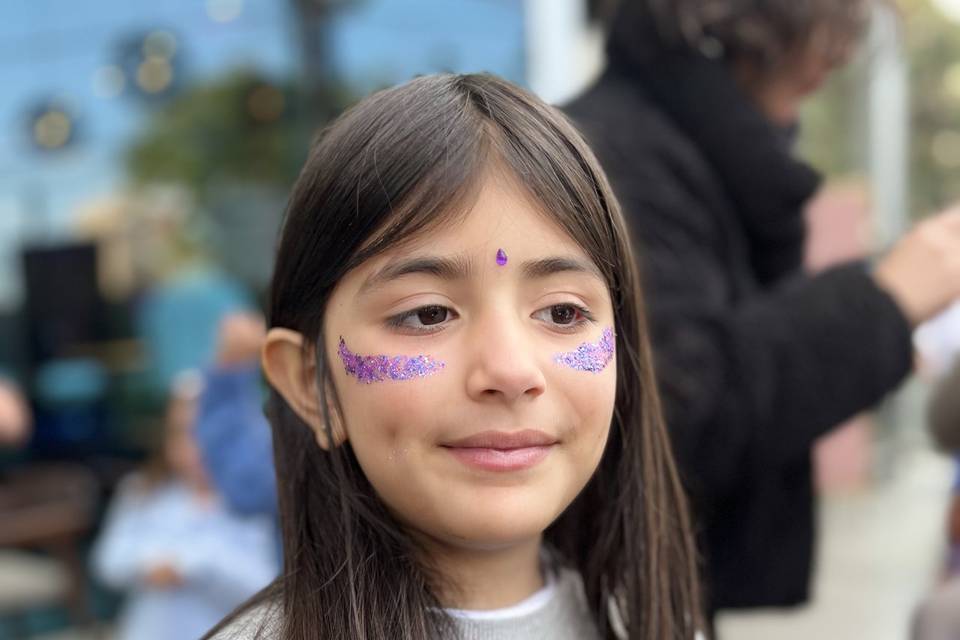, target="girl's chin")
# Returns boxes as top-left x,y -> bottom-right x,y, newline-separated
438,514 -> 558,550
442,534 -> 545,554
397,514 -> 548,553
